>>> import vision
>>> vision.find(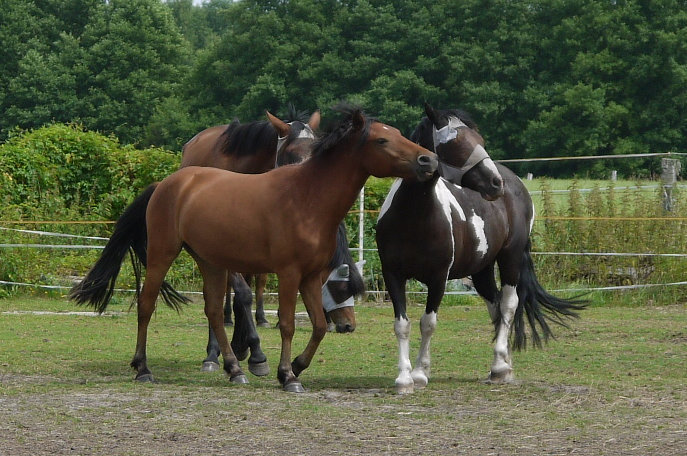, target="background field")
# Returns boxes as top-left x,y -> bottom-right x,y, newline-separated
1,295 -> 686,455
